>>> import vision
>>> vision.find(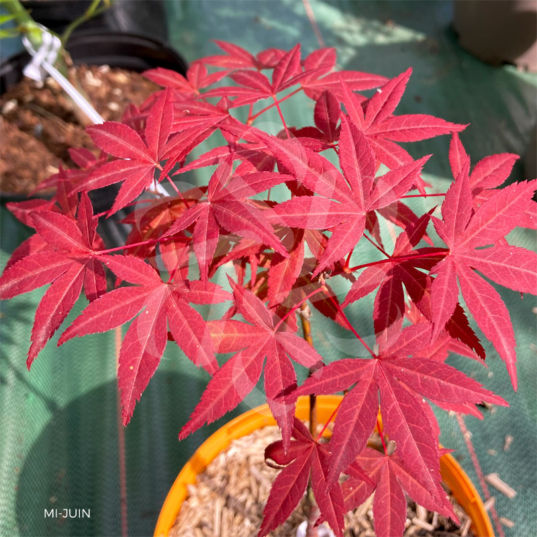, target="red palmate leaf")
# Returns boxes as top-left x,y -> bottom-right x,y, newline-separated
83,92 -> 219,215
58,255 -> 230,424
202,40 -> 286,70
432,169 -> 537,389
144,62 -> 227,97
342,210 -> 486,349
0,193 -> 107,367
83,96 -> 169,213
256,123 -> 430,276
180,278 -> 323,448
164,159 -> 290,280
339,69 -> 466,183
290,323 -> 506,490
262,419 -> 346,537
342,447 -> 457,537
448,133 -> 536,231
203,69 -> 273,108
